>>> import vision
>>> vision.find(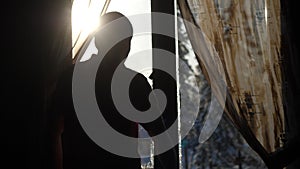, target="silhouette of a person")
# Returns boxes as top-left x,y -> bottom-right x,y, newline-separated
50,12 -> 163,169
